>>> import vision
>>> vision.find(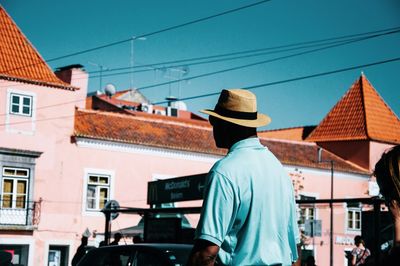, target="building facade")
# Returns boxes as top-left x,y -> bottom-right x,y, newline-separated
1,5 -> 399,266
